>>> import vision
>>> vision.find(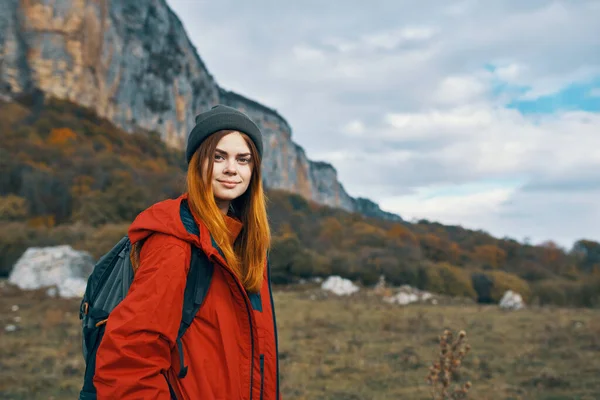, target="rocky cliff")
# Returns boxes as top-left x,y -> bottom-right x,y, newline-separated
0,0 -> 400,220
